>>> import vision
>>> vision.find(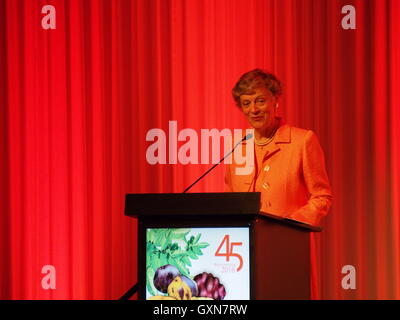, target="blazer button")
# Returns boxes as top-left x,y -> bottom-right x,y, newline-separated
262,182 -> 270,189
264,165 -> 270,172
